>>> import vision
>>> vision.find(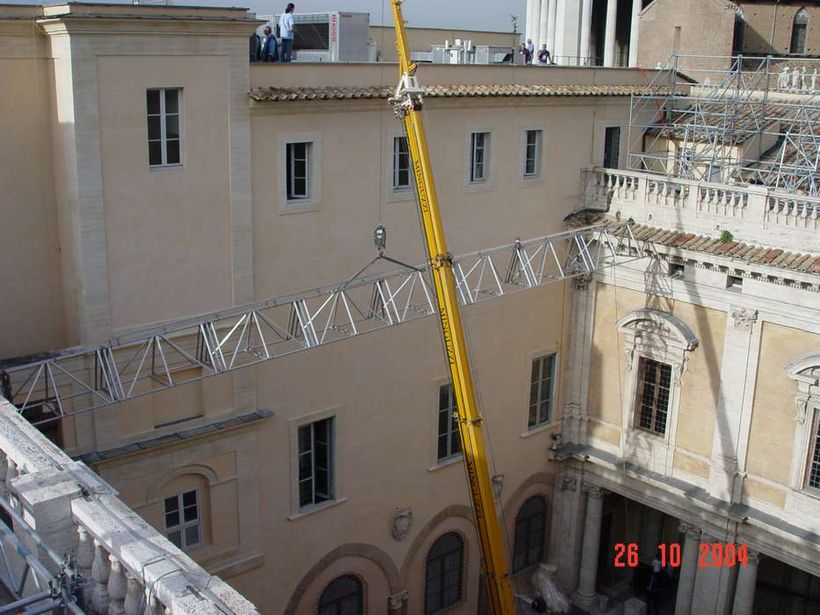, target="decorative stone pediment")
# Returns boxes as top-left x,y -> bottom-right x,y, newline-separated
616,309 -> 699,352
786,353 -> 820,425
